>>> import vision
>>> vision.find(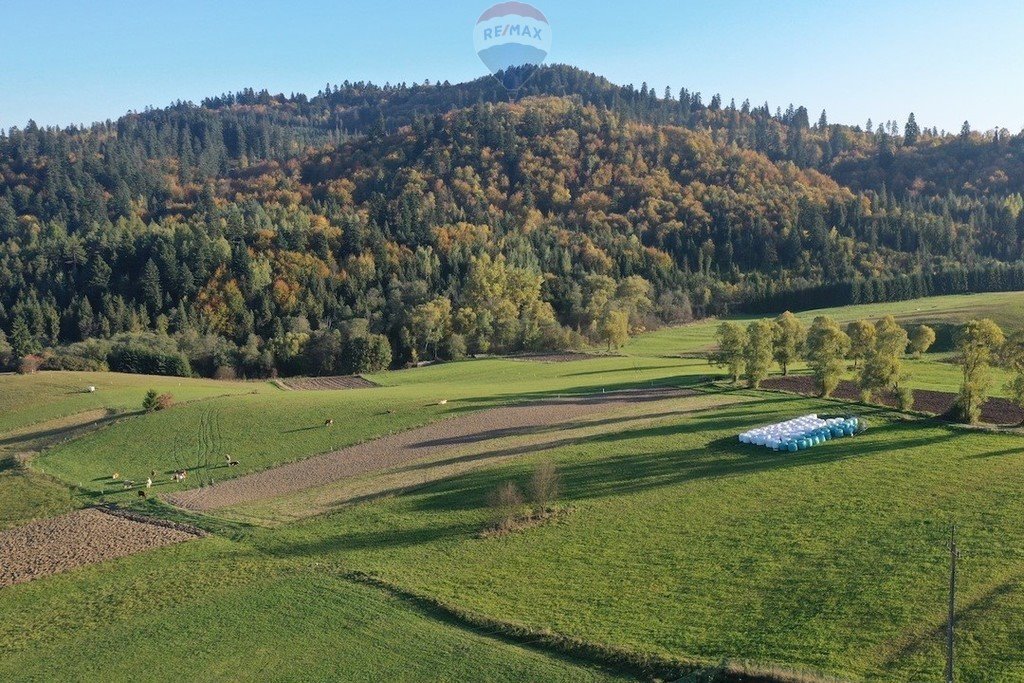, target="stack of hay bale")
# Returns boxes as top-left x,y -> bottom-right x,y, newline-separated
738,414 -> 862,453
